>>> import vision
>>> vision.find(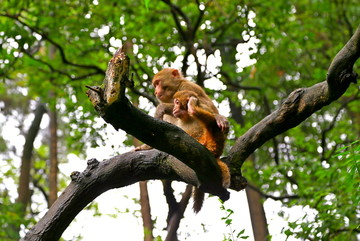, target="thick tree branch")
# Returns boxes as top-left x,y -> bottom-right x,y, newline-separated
21,150 -> 199,241
226,24 -> 359,174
